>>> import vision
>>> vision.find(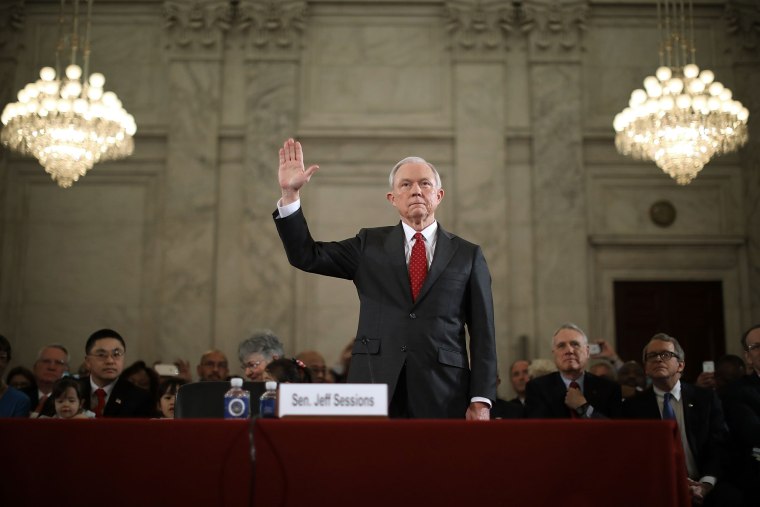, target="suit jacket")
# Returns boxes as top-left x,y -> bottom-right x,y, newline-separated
80,376 -> 155,418
721,374 -> 760,448
621,383 -> 729,479
523,371 -> 622,419
274,208 -> 497,418
22,387 -> 56,417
